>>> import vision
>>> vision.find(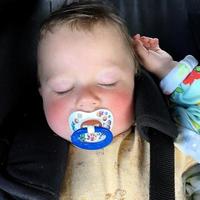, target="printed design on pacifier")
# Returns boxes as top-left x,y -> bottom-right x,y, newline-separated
69,109 -> 114,150
78,126 -> 106,143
